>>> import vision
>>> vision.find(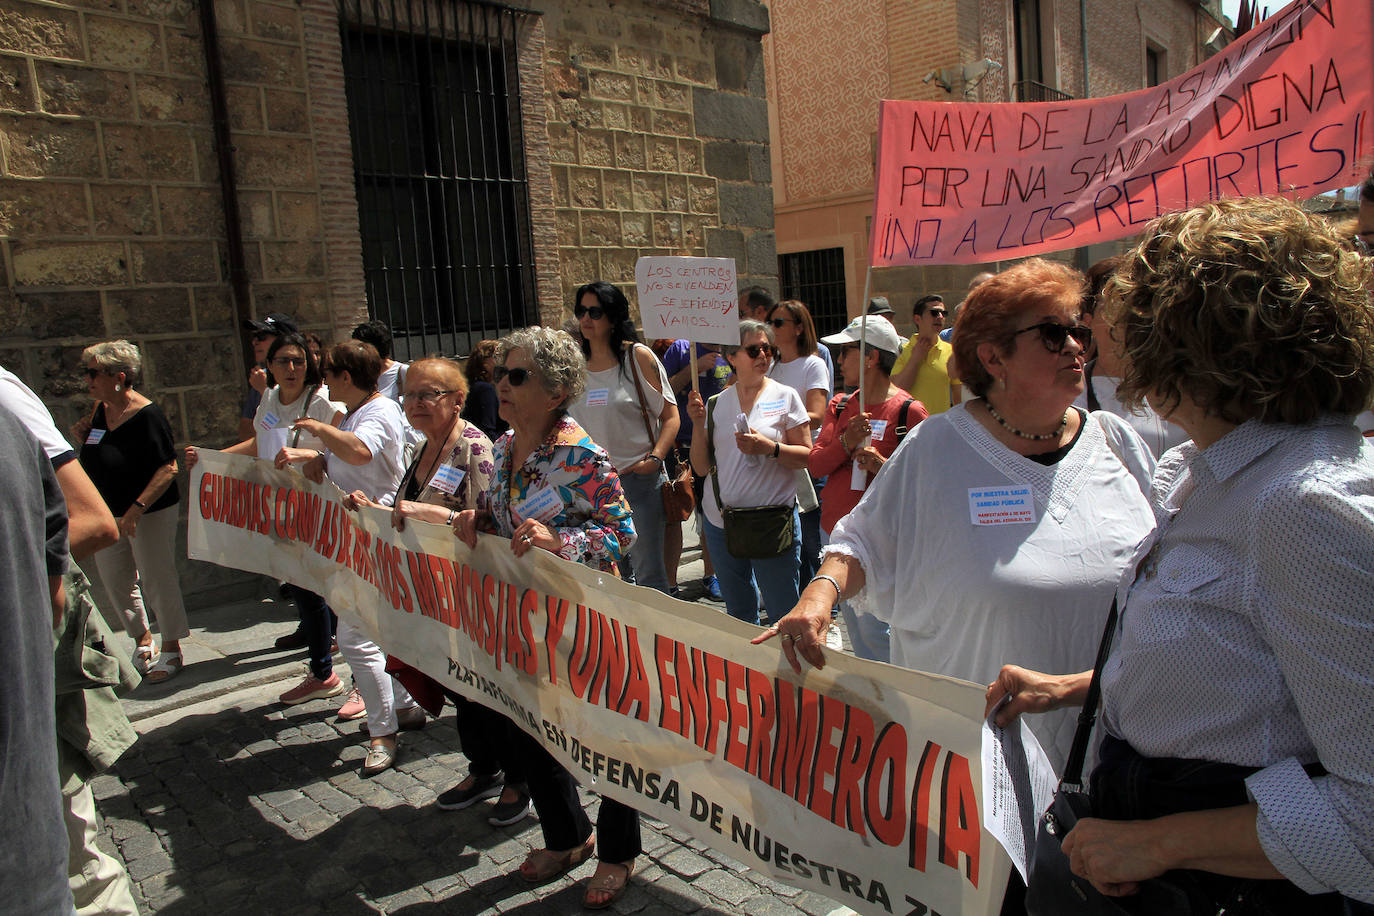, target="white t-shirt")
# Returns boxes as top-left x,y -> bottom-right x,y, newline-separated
828,405 -> 1156,770
377,362 -> 408,402
1074,373 -> 1190,459
0,367 -> 72,461
768,354 -> 829,426
567,345 -> 674,473
701,379 -> 810,528
254,386 -> 342,460
323,395 -> 407,505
